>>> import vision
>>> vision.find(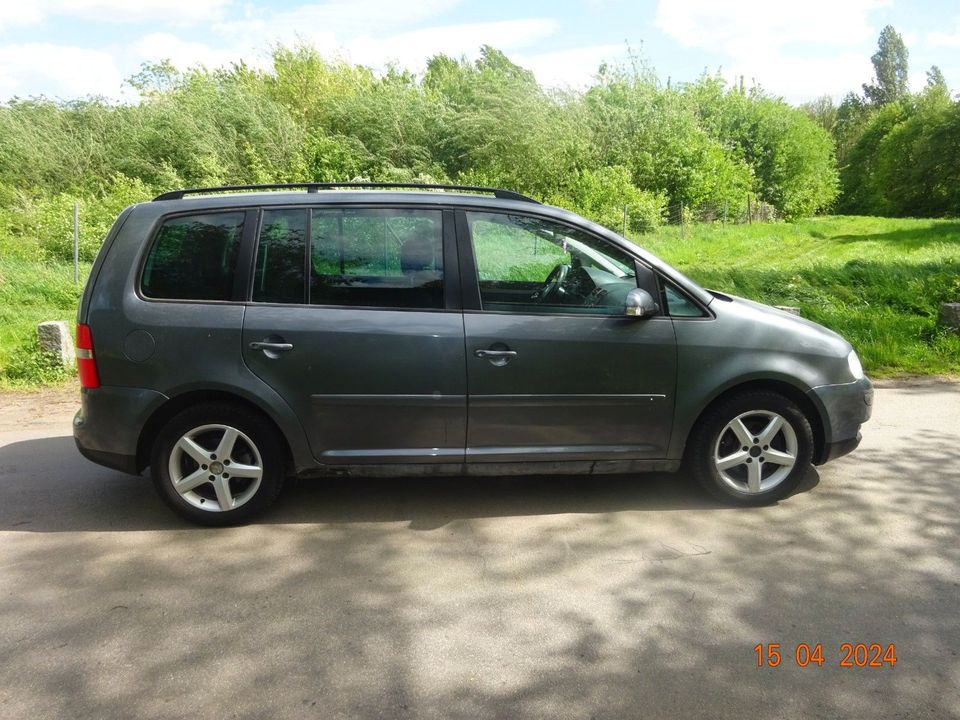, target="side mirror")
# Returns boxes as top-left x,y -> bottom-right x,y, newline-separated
625,288 -> 659,318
